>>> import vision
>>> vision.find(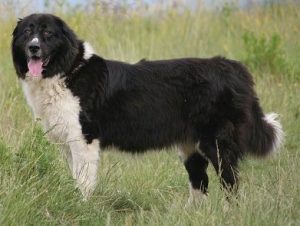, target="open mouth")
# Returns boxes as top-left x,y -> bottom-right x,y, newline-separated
27,56 -> 50,77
